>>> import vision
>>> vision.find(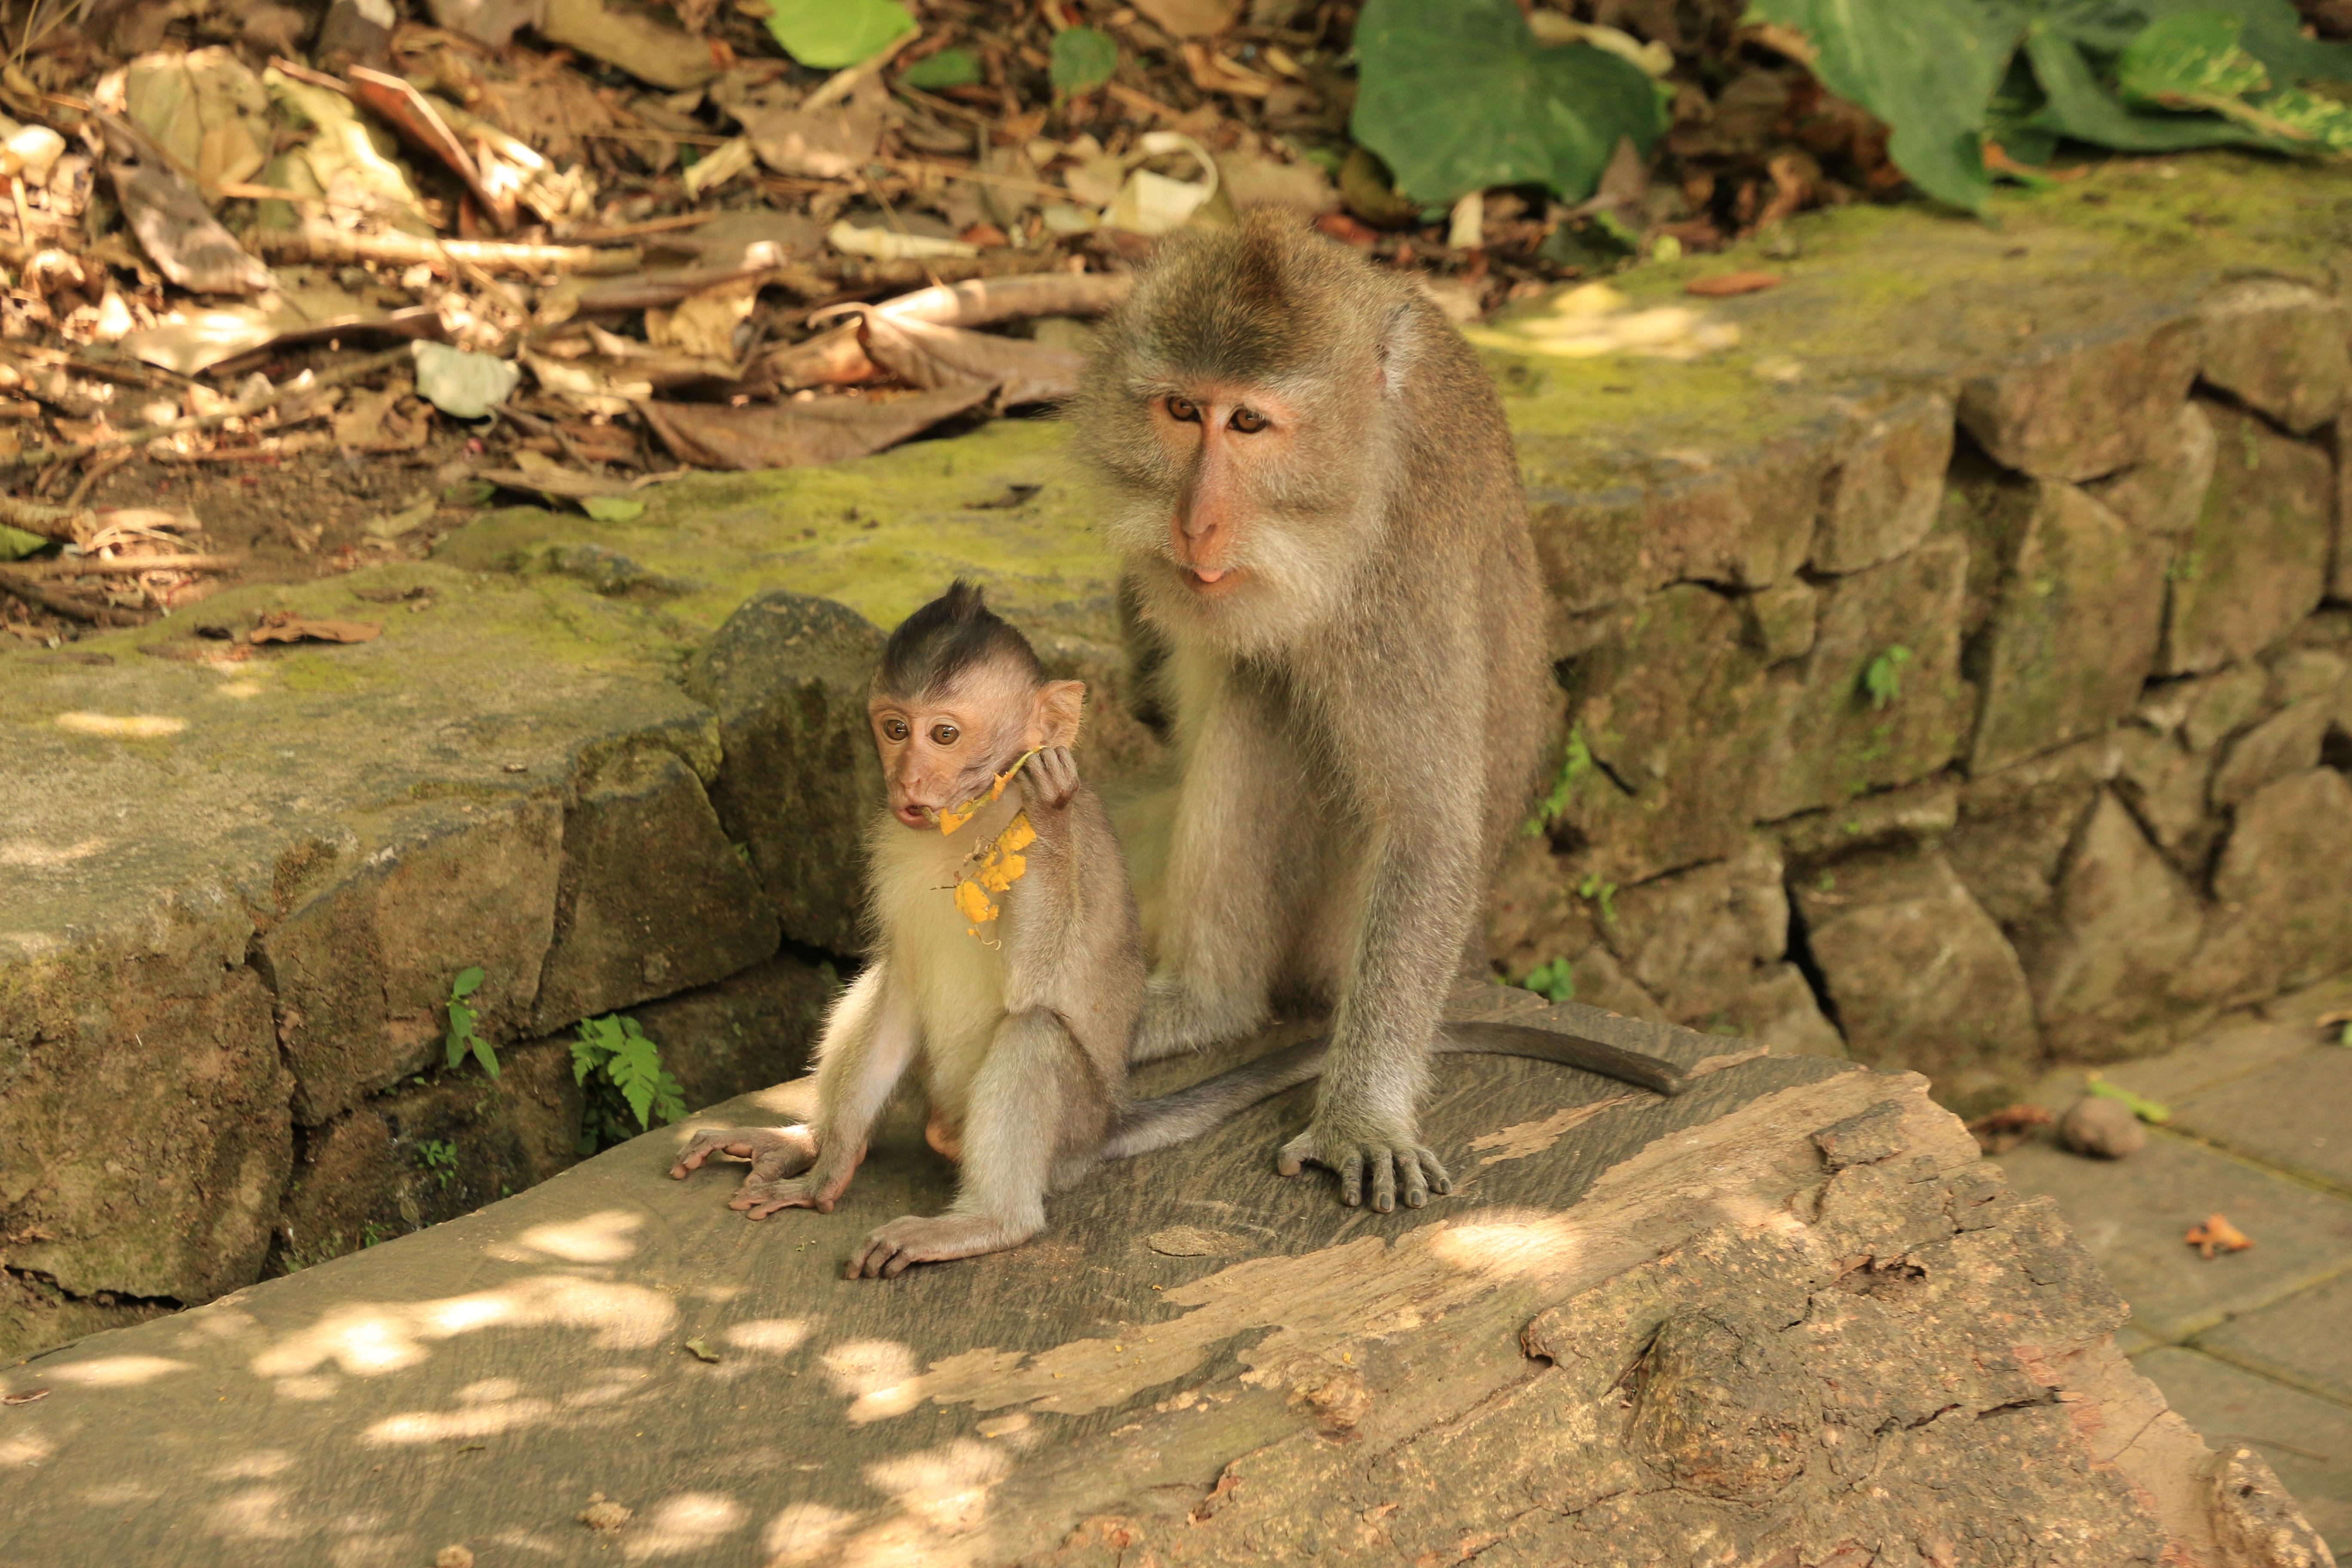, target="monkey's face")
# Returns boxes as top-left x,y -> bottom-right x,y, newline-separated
868,664 -> 1085,830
